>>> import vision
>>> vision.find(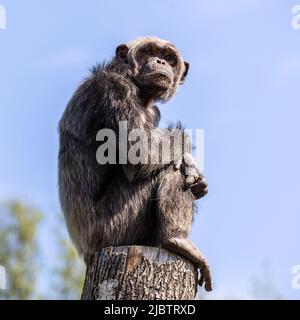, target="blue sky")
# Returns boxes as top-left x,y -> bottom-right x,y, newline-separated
0,0 -> 300,299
